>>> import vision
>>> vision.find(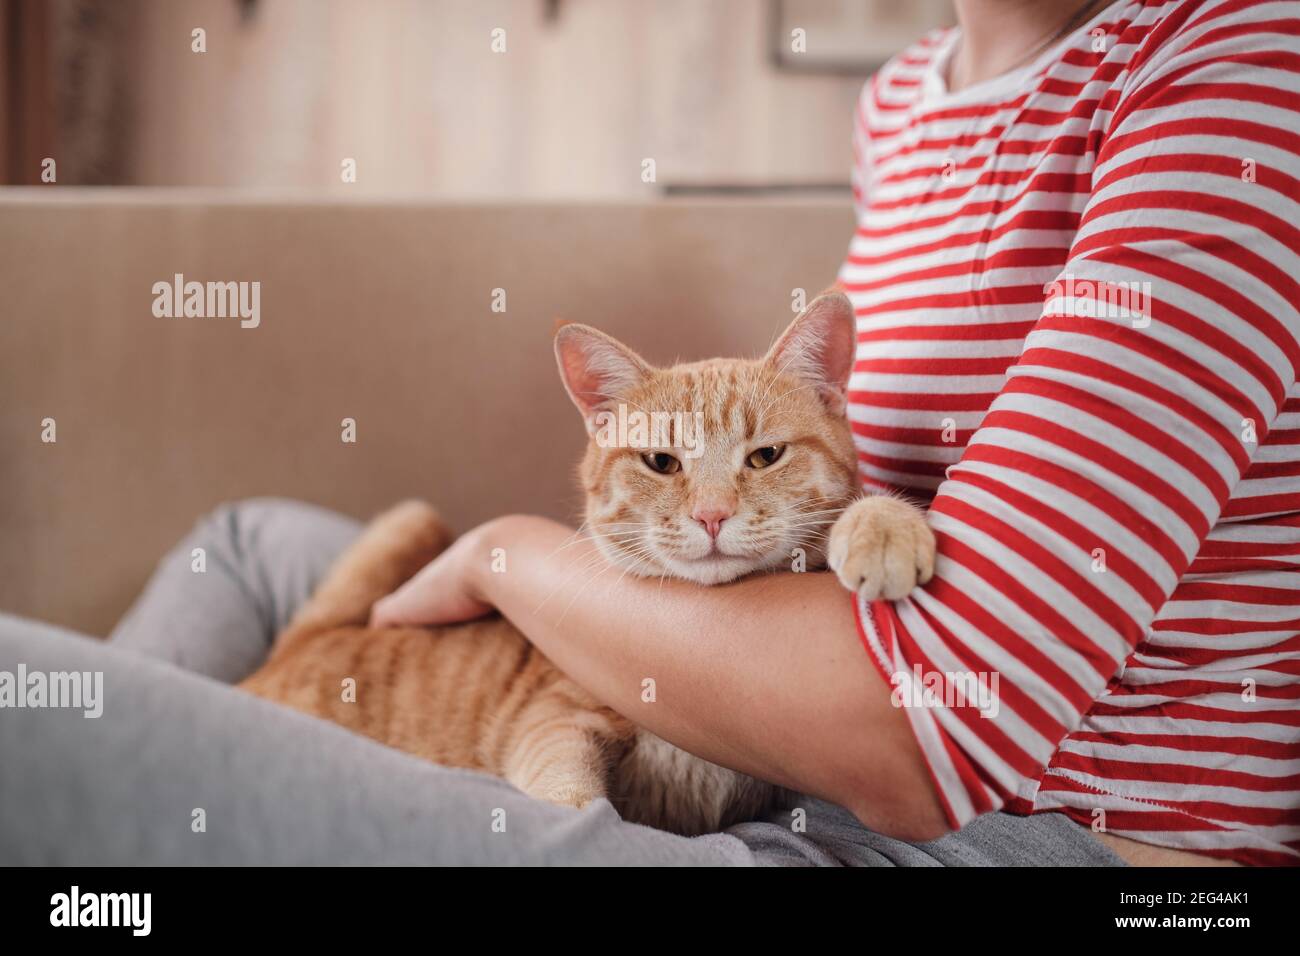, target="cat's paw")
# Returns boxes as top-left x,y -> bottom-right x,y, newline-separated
827,495 -> 935,602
